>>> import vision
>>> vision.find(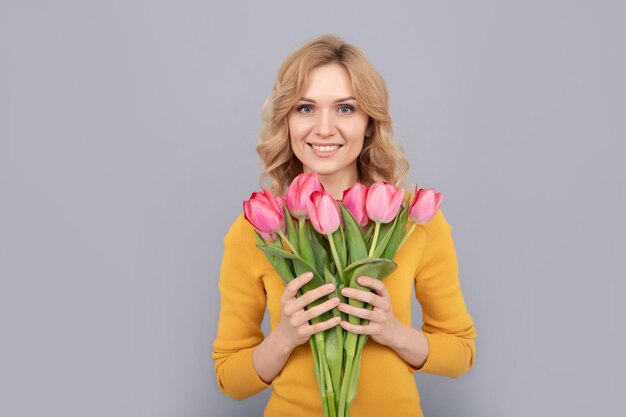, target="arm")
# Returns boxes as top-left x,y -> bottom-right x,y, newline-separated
212,215 -> 341,397
251,272 -> 340,384
411,209 -> 477,378
337,209 -> 476,377
212,215 -> 270,400
339,276 -> 431,369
